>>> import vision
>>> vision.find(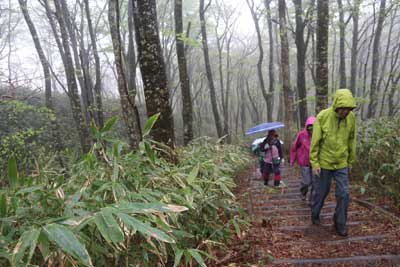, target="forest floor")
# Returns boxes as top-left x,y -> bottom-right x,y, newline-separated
213,163 -> 400,267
